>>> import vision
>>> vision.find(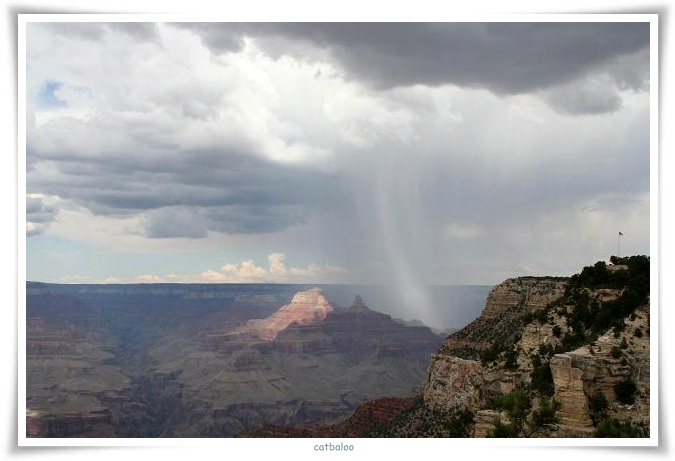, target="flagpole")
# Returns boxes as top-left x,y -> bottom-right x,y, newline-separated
618,232 -> 622,259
